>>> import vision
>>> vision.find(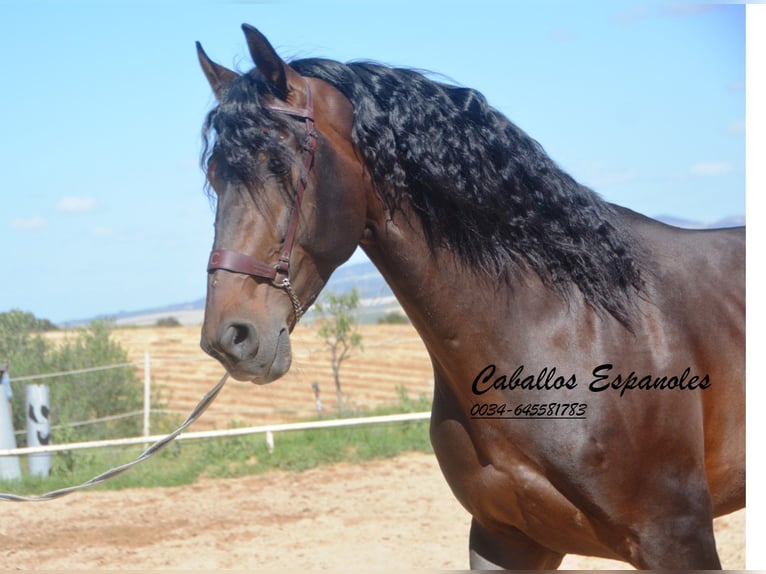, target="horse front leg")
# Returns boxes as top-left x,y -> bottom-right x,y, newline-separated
616,462 -> 723,569
469,518 -> 564,570
631,513 -> 721,569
